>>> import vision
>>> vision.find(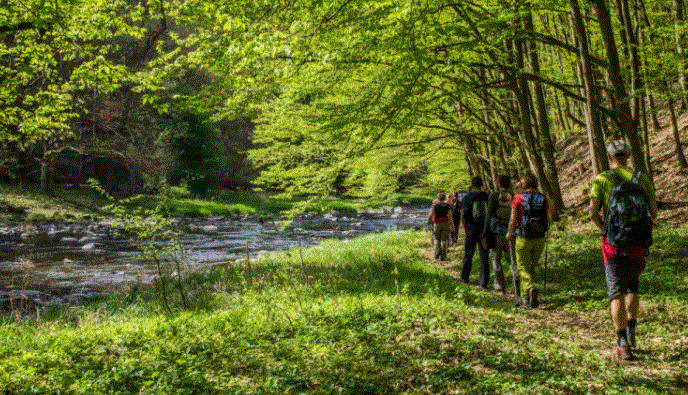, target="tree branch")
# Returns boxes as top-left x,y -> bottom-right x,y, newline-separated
0,22 -> 36,35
